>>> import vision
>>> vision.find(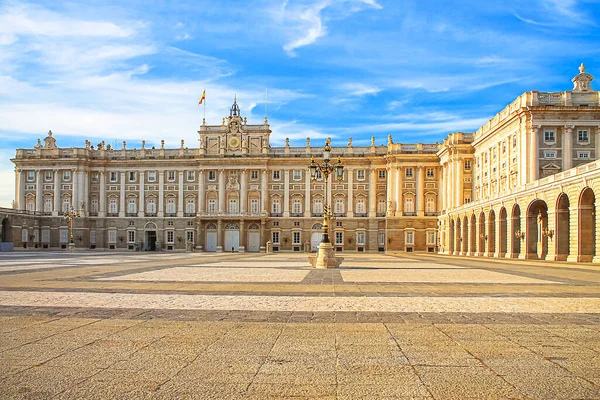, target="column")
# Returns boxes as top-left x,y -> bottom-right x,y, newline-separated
530,126 -> 540,180
261,170 -> 268,214
216,219 -> 223,252
386,166 -> 394,216
177,171 -> 184,217
396,166 -> 403,216
595,126 -> 600,162
218,170 -> 225,214
545,208 -> 556,261
14,168 -> 21,210
437,167 -> 443,214
119,172 -> 126,217
447,159 -> 454,210
368,169 -> 376,217
35,169 -> 42,212
239,220 -> 245,252
240,170 -> 247,215
563,125 -> 573,171
283,169 -> 290,217
99,171 -> 106,217
260,220 -> 266,252
455,160 -> 463,207
416,166 -> 424,216
198,170 -> 205,214
139,171 -> 145,217
53,169 -> 61,216
72,169 -> 78,211
304,170 -> 311,217
83,170 -> 89,216
347,168 -> 353,217
327,174 -> 332,213
158,171 -> 164,218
